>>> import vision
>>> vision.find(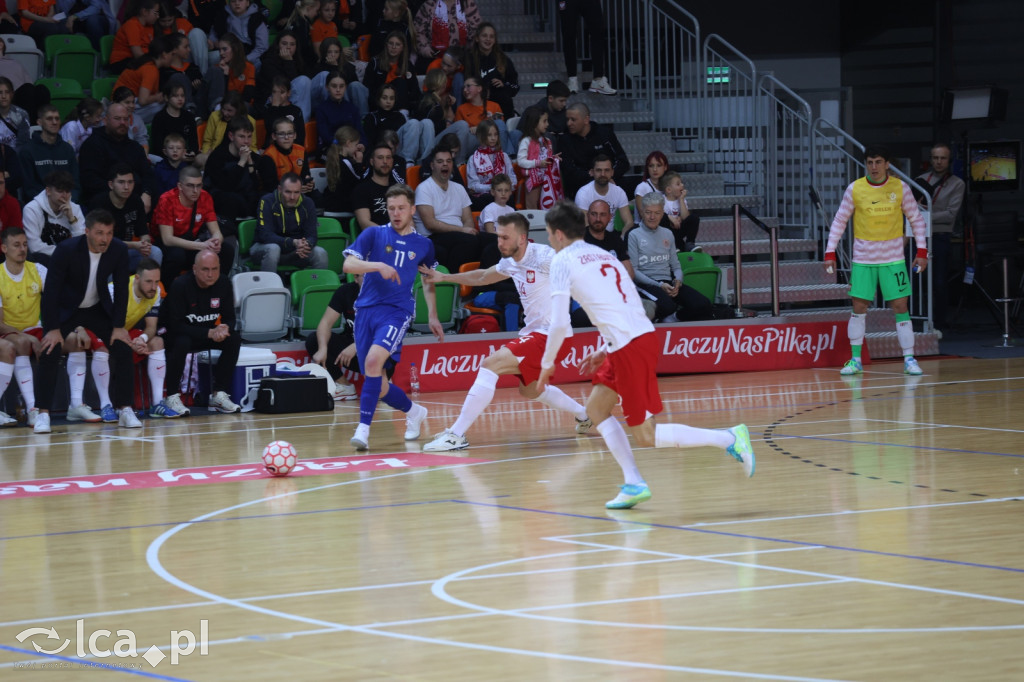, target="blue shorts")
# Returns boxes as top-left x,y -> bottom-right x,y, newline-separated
354,304 -> 412,374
